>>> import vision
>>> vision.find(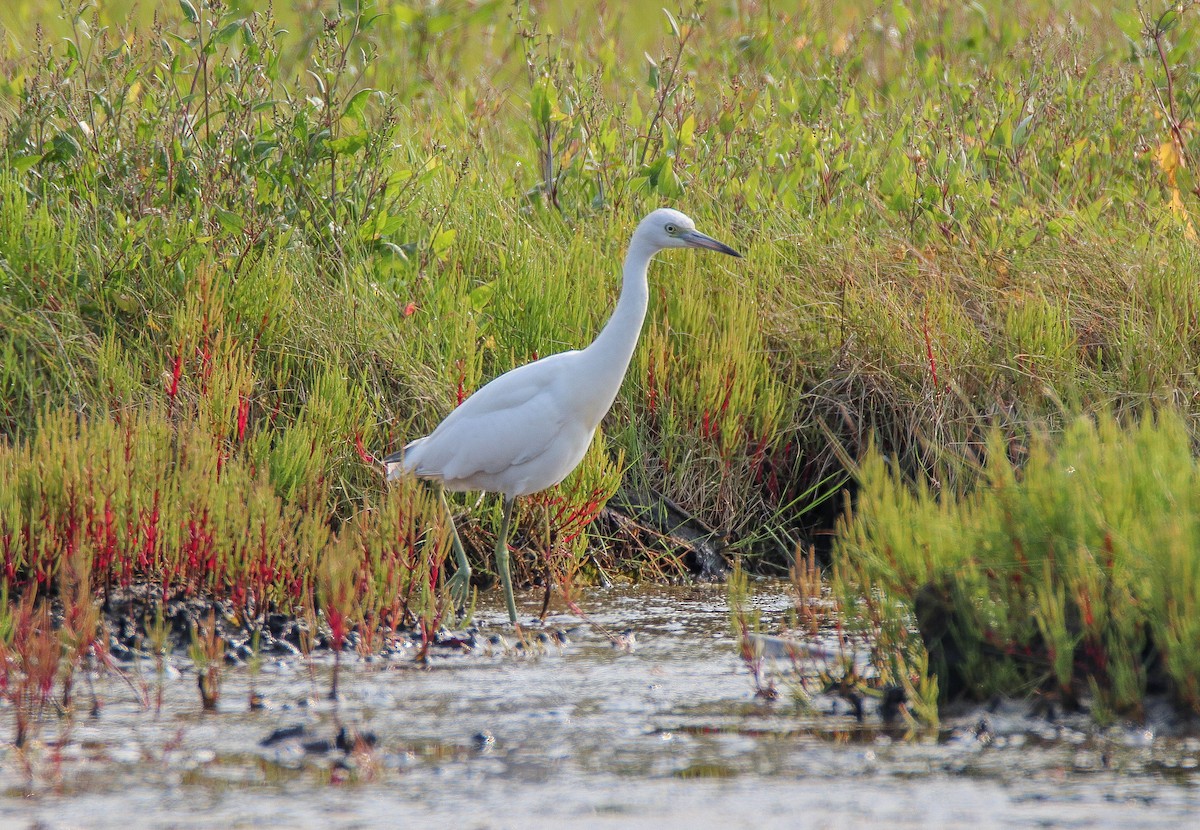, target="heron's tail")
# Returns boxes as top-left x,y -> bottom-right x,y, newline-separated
382,438 -> 424,482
